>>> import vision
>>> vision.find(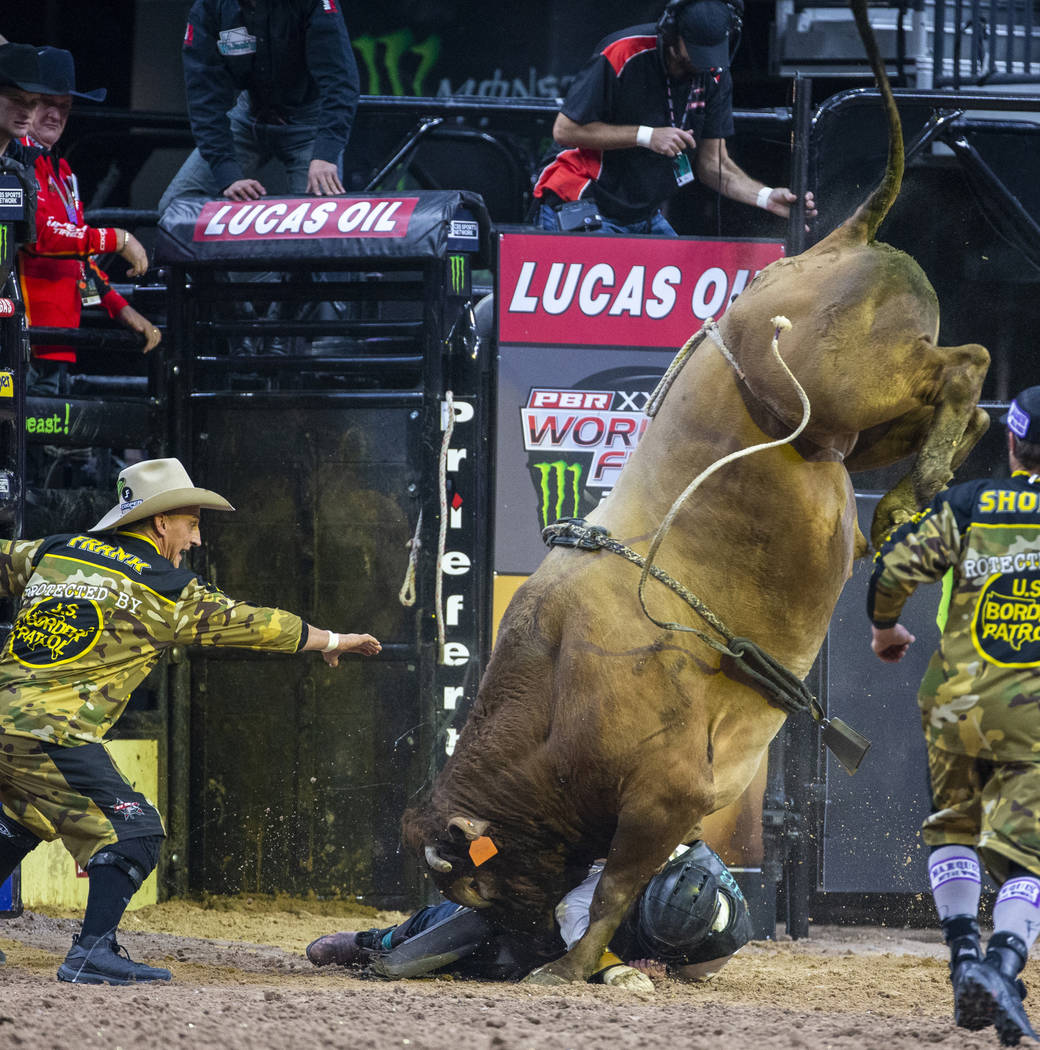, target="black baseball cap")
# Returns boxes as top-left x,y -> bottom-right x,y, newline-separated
676,0 -> 734,70
1002,386 -> 1040,443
